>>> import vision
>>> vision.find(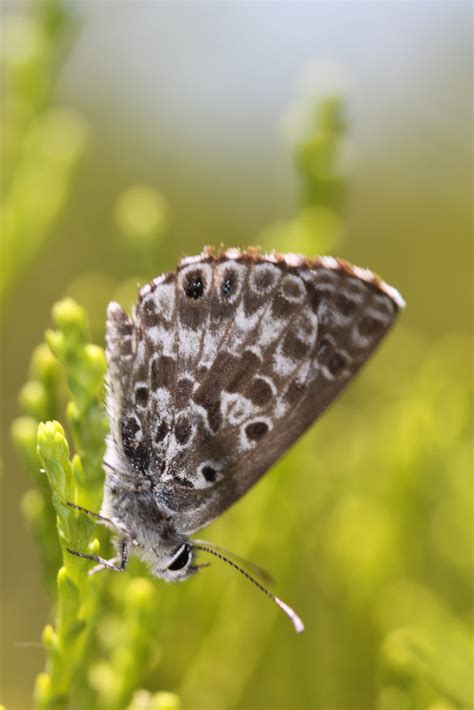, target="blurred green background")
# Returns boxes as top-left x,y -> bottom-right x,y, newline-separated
1,2 -> 472,709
